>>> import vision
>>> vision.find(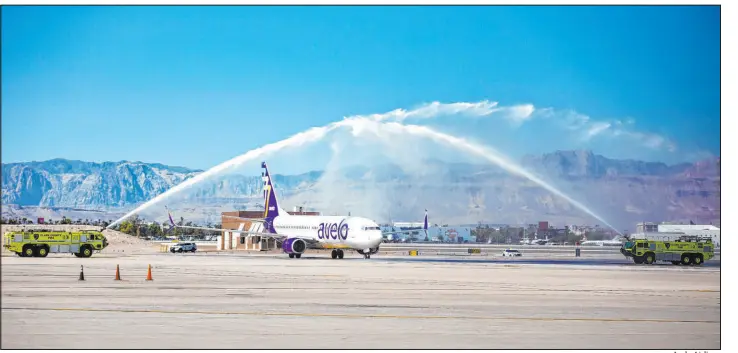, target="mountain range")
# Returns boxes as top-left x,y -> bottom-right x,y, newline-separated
1,151 -> 720,230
